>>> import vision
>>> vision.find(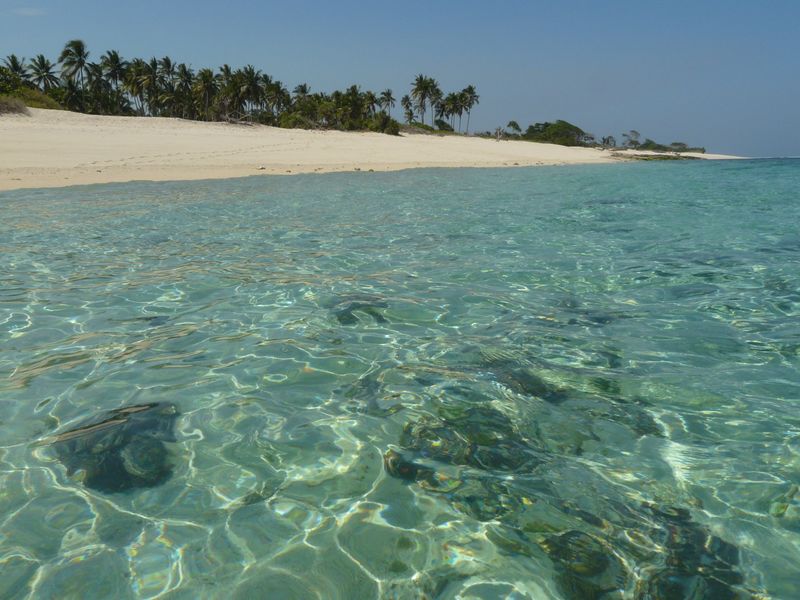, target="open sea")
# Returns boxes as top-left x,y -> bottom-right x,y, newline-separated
0,159 -> 798,599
